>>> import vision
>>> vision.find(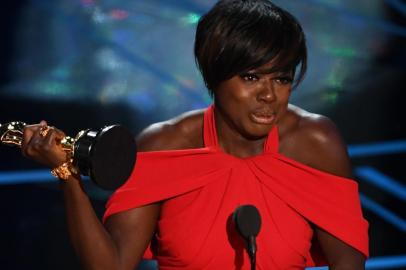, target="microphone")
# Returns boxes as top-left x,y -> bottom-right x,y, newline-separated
233,205 -> 262,270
